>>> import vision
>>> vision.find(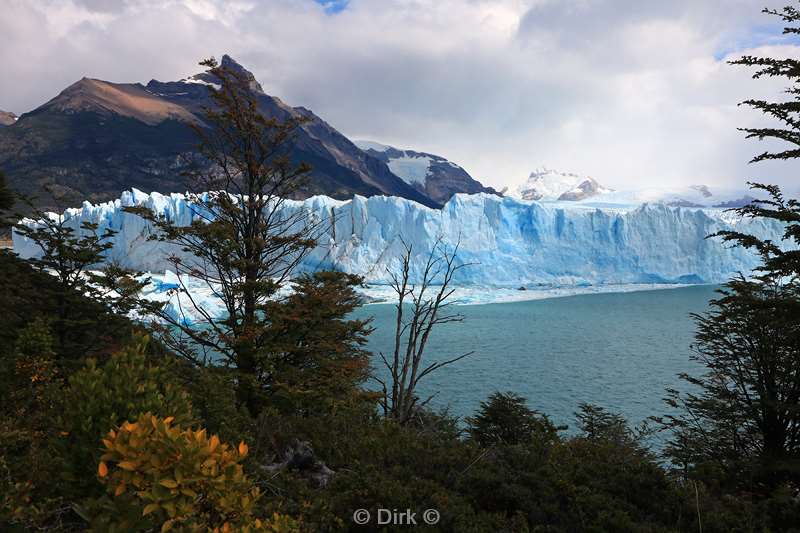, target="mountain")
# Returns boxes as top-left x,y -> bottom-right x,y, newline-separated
0,110 -> 17,126
354,140 -> 499,203
581,184 -> 755,208
14,190 -> 782,288
513,168 -> 759,209
0,55 -> 438,210
514,167 -> 612,201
